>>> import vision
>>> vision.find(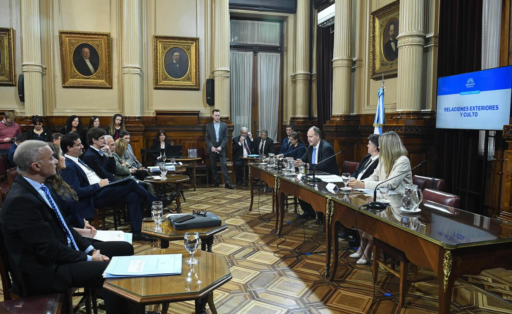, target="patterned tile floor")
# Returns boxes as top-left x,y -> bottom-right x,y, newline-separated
4,185 -> 512,313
